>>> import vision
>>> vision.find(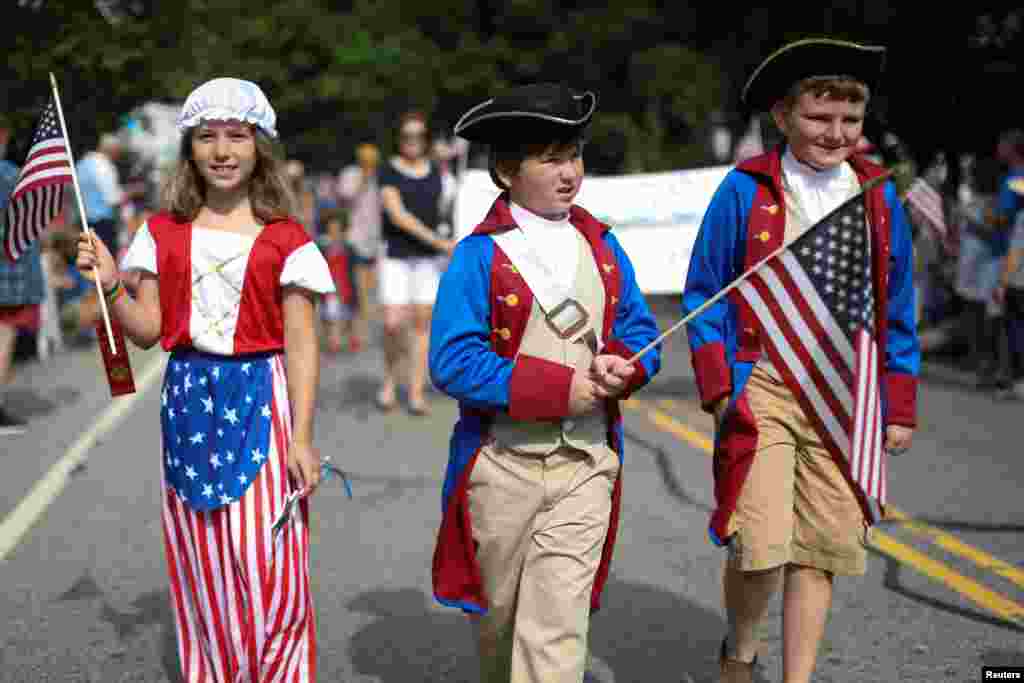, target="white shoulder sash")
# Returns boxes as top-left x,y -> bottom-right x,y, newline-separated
491,227 -> 599,349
